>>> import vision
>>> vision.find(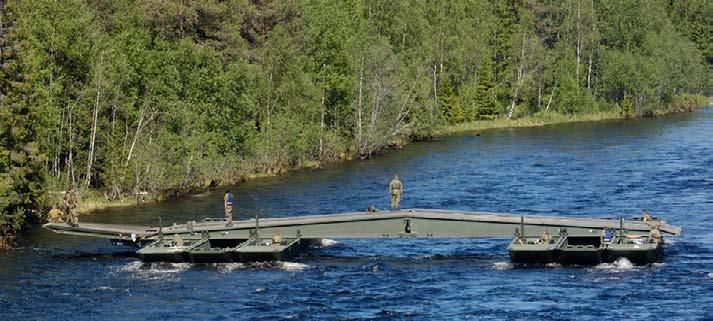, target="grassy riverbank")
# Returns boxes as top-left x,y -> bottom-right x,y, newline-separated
442,95 -> 711,135
440,111 -> 620,135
